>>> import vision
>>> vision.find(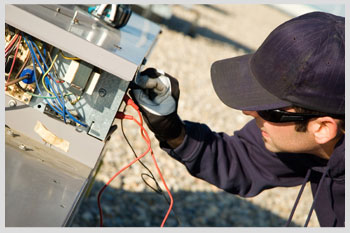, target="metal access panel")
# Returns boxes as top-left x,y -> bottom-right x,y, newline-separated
5,126 -> 92,227
5,4 -> 161,81
5,4 -> 161,140
5,4 -> 161,227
